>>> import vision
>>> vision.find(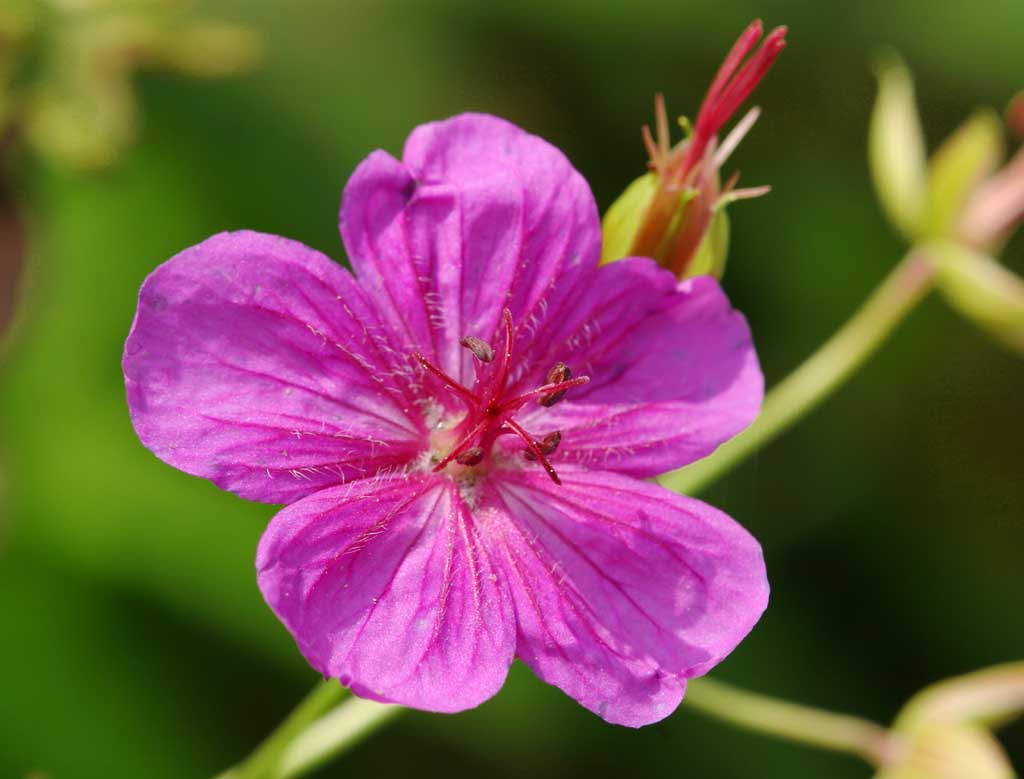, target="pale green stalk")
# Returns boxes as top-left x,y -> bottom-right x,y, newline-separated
683,677 -> 904,766
658,251 -> 936,495
216,679 -> 347,779
275,697 -> 406,779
